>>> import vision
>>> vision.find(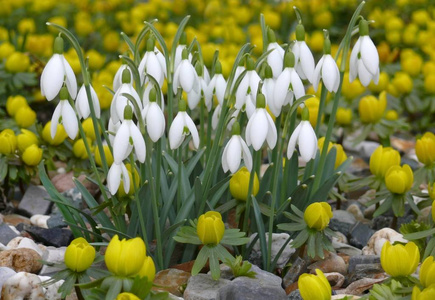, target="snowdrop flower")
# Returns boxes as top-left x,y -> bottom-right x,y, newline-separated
235,57 -> 261,118
274,51 -> 305,115
142,83 -> 165,110
138,38 -> 165,87
41,36 -> 77,101
108,117 -> 121,145
113,105 -> 146,164
313,36 -> 340,93
110,69 -> 142,124
141,87 -> 165,143
266,29 -> 284,79
287,106 -> 317,162
211,105 -> 239,131
261,64 -> 278,117
75,83 -> 100,119
222,122 -> 252,174
292,24 -> 315,83
173,49 -> 199,97
173,33 -> 192,73
113,64 -> 132,92
51,87 -> 78,140
349,19 -> 380,87
169,100 -> 199,150
186,61 -> 209,110
245,93 -> 277,151
231,60 -> 245,91
107,162 -> 130,195
205,60 -> 227,109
